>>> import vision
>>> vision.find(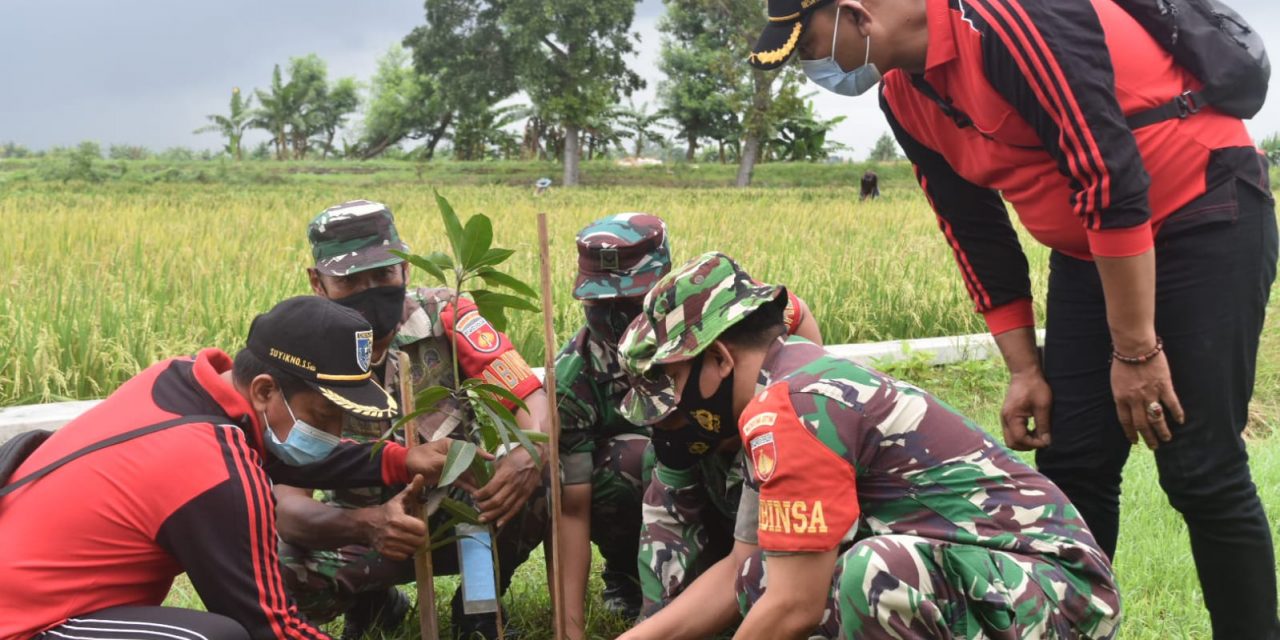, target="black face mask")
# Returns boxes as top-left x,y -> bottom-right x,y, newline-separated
651,352 -> 738,470
584,300 -> 643,347
333,285 -> 406,340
